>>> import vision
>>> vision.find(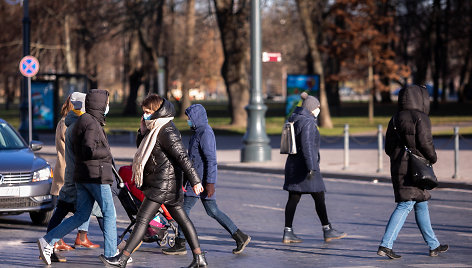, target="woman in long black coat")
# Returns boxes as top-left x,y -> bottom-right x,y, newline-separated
377,85 -> 448,259
100,94 -> 207,268
283,92 -> 346,244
